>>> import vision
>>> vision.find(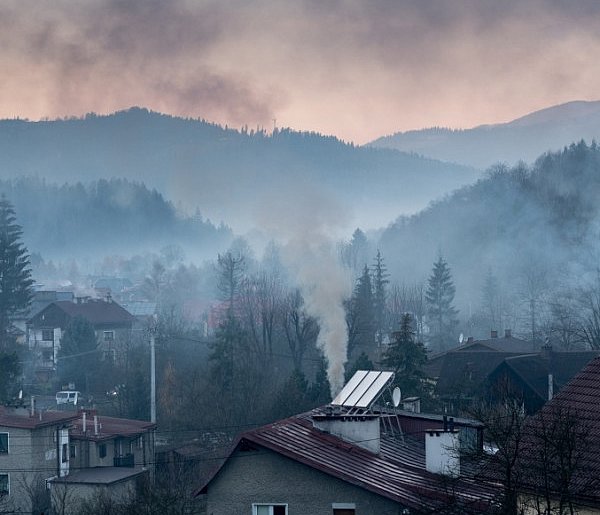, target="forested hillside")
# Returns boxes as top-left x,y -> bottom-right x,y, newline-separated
379,141 -> 600,339
0,107 -> 479,230
0,177 -> 232,260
